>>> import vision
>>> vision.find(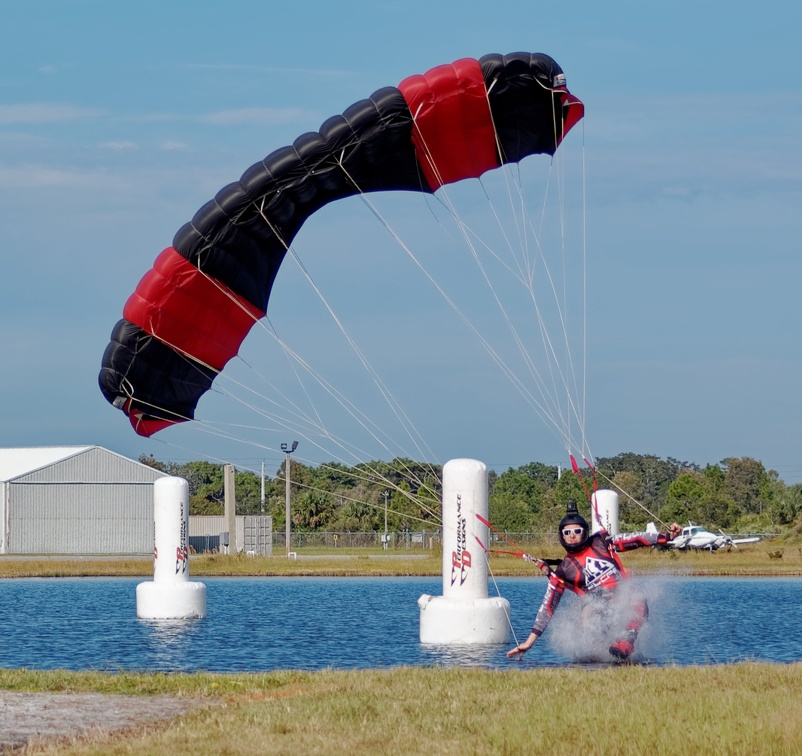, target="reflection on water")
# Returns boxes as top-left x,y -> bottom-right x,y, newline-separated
0,576 -> 799,672
420,643 -> 510,668
140,620 -> 203,668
